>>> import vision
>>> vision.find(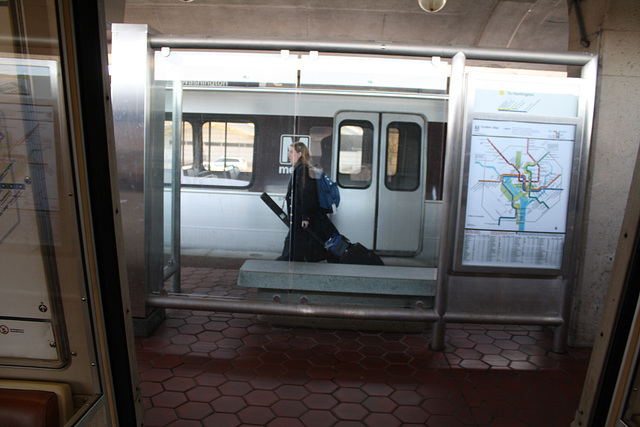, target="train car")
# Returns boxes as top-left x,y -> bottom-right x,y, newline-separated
158,51 -> 450,267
